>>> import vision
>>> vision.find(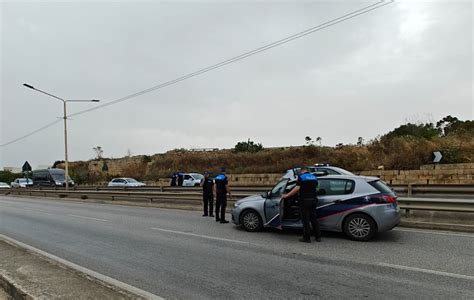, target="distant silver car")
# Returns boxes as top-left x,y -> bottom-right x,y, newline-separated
11,178 -> 33,188
231,175 -> 400,241
107,178 -> 146,187
182,173 -> 204,187
0,182 -> 11,189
